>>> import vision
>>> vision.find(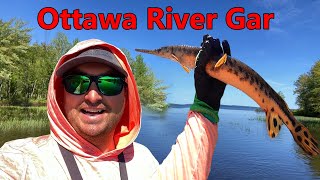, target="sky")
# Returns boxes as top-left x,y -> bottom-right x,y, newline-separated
1,0 -> 319,109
